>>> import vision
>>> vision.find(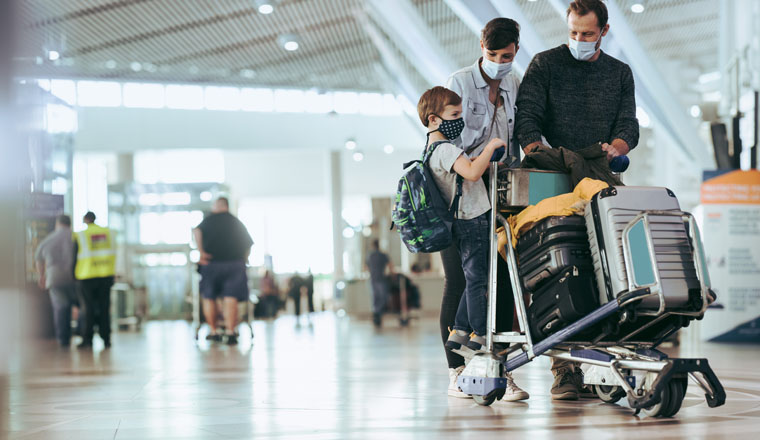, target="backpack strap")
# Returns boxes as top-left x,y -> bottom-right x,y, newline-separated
425,140 -> 464,219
